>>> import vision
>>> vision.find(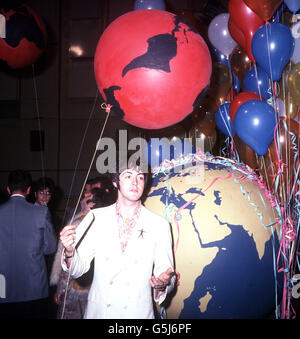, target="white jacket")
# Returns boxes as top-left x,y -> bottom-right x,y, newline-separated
62,203 -> 175,319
